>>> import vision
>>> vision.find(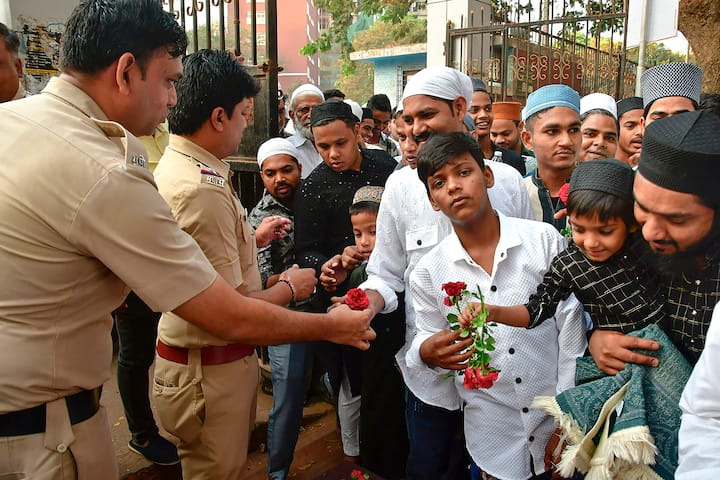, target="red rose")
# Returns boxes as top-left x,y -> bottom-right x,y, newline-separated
442,281 -> 467,297
443,296 -> 453,307
558,182 -> 570,205
346,288 -> 370,310
463,367 -> 499,389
